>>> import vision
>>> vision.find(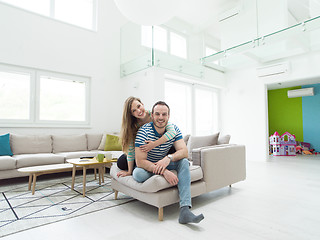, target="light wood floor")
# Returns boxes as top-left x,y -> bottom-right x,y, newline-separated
2,155 -> 320,240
